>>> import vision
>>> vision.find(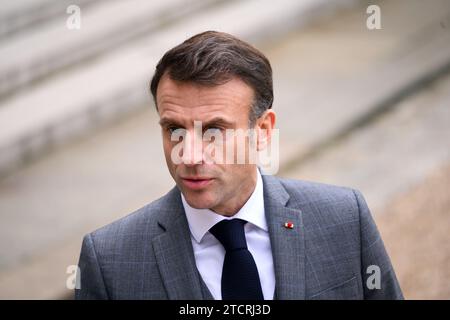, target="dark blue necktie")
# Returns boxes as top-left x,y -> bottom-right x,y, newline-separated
209,219 -> 264,300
